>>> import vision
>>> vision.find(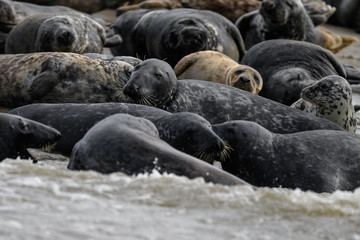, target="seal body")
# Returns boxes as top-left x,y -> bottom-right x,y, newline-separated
0,112 -> 61,161
9,103 -> 227,163
5,12 -> 106,54
324,0 -> 360,31
111,8 -> 246,67
68,113 -> 248,186
123,58 -> 344,133
0,52 -> 133,108
174,50 -> 263,94
242,39 -> 348,105
212,120 -> 360,193
291,75 -> 357,132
